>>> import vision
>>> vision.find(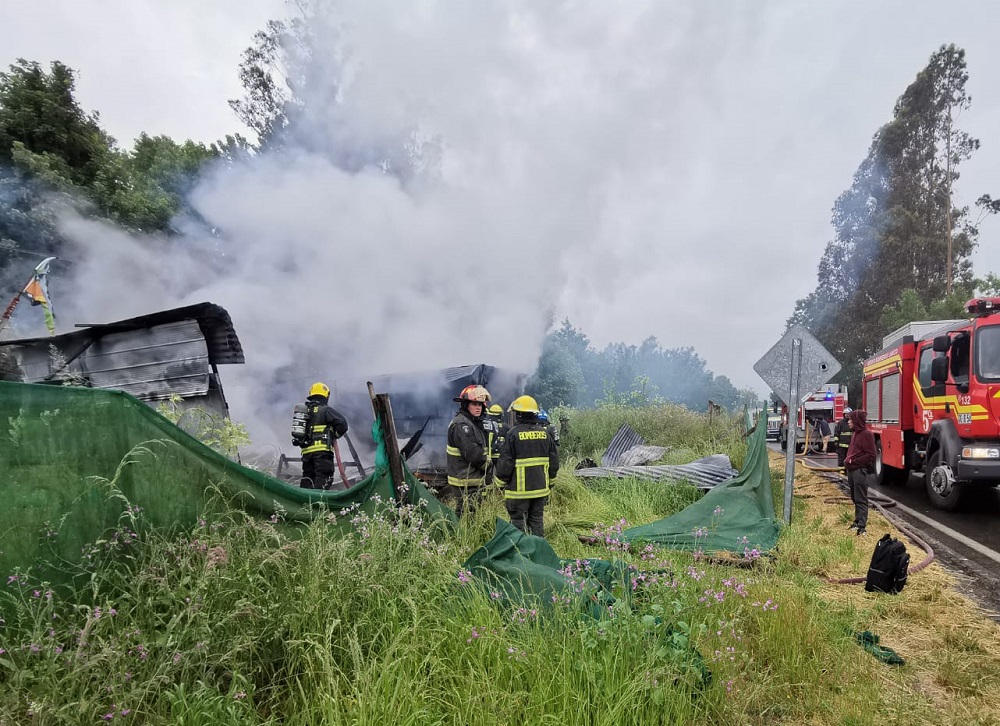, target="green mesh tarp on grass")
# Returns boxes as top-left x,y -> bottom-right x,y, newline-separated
621,410 -> 781,553
0,381 -> 453,586
462,519 -> 711,687
463,519 -> 626,617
